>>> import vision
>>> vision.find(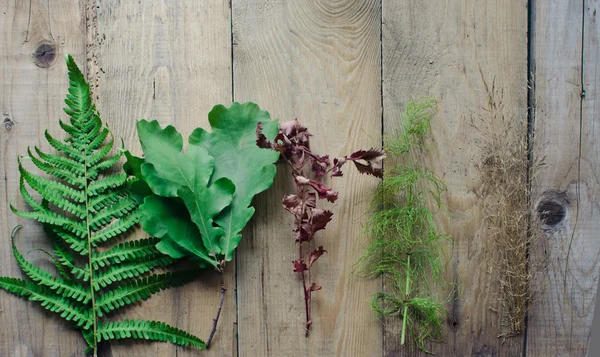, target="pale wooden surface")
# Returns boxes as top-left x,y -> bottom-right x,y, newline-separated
527,0 -> 600,356
0,1 -> 598,356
